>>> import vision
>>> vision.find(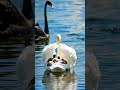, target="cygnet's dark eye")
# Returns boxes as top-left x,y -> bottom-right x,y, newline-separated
58,56 -> 60,59
53,54 -> 56,58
